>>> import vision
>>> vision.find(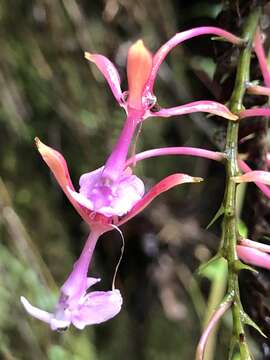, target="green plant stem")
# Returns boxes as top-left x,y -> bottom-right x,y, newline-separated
222,9 -> 260,360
